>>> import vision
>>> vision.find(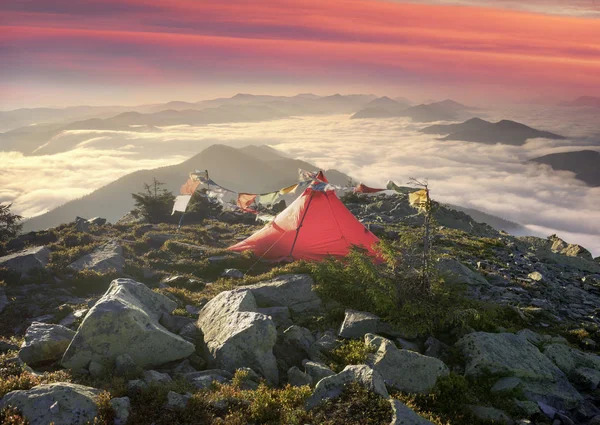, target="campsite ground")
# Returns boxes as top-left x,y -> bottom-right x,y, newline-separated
1,194 -> 600,424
